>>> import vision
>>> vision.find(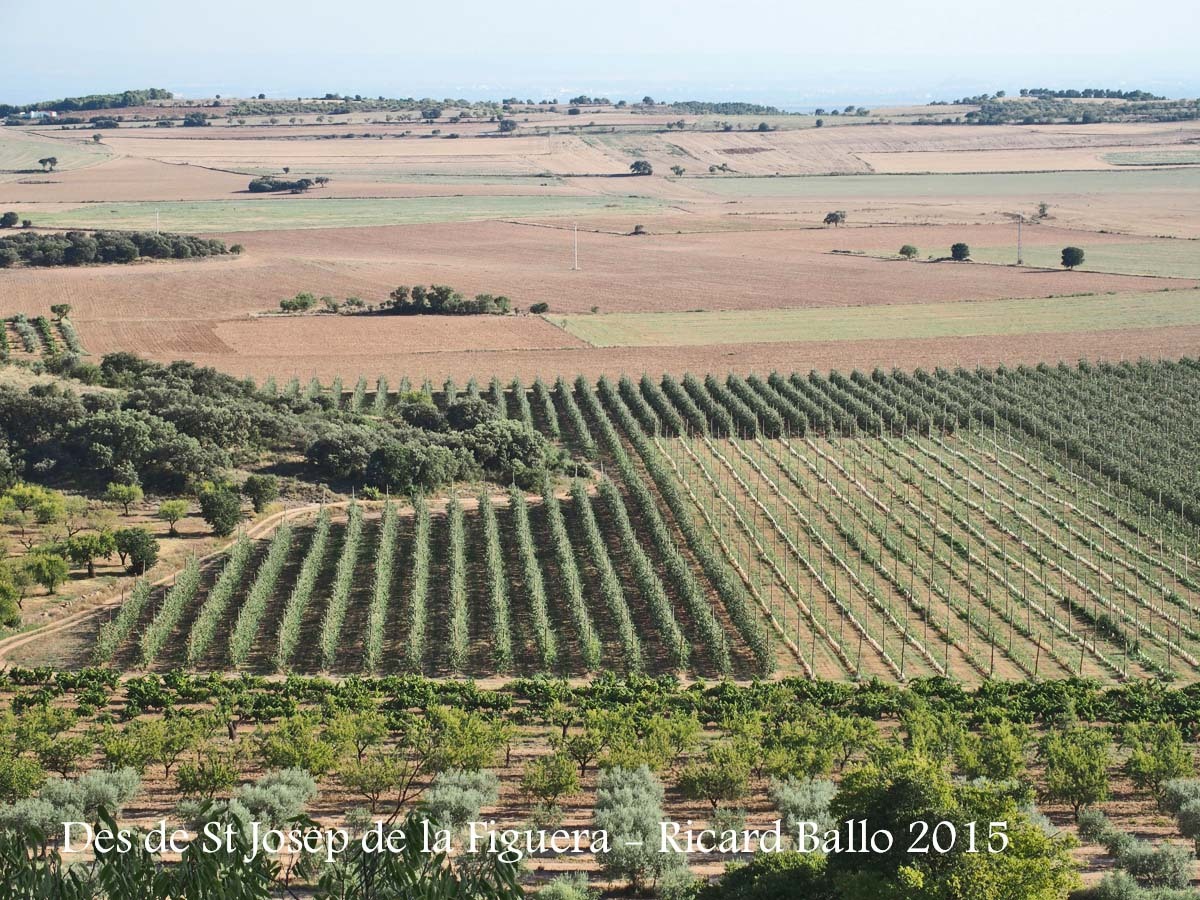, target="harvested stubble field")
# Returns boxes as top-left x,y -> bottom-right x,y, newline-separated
551,290 -> 1200,347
